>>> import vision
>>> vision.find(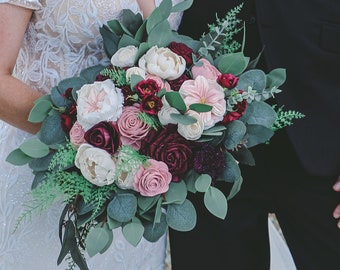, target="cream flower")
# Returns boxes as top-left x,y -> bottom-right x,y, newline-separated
76,79 -> 124,131
125,67 -> 146,81
158,95 -> 180,126
179,75 -> 226,129
138,45 -> 186,80
75,144 -> 116,186
111,45 -> 138,68
177,110 -> 204,140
